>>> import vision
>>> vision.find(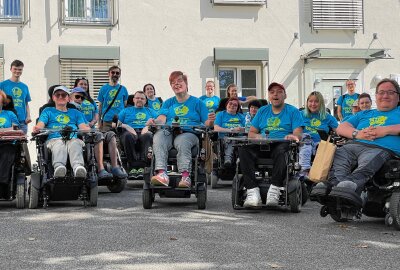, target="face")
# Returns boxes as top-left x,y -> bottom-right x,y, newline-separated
346,81 -> 356,93
226,100 -> 239,114
170,75 -> 187,95
358,97 -> 372,111
52,90 -> 70,106
11,65 -> 23,78
268,86 -> 286,108
307,95 -> 320,113
134,93 -> 146,108
70,93 -> 85,105
109,68 -> 121,83
249,105 -> 259,117
375,82 -> 400,111
144,85 -> 155,98
205,82 -> 215,96
228,86 -> 238,98
77,79 -> 89,91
